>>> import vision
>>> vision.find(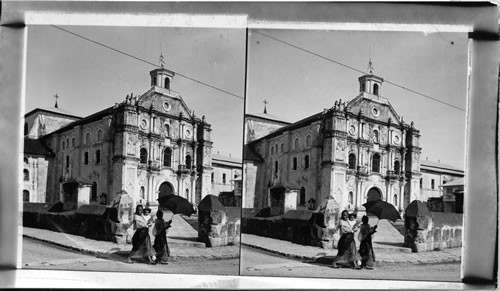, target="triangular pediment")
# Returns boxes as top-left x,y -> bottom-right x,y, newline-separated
346,94 -> 402,125
137,87 -> 193,118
